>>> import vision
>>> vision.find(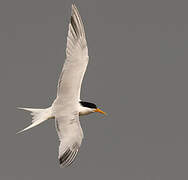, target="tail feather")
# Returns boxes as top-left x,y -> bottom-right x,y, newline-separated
17,106 -> 53,133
